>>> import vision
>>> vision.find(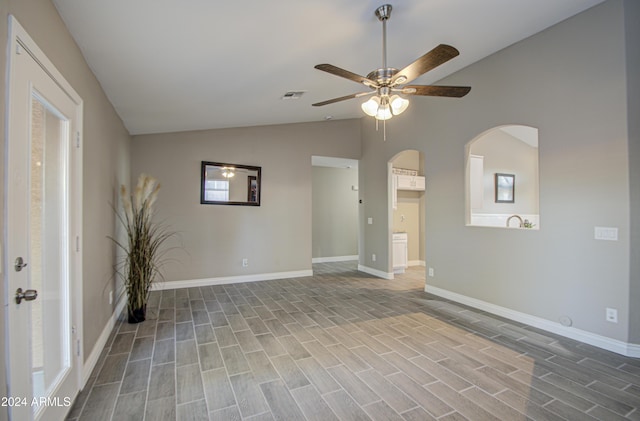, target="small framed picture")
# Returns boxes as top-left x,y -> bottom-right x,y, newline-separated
495,173 -> 515,203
